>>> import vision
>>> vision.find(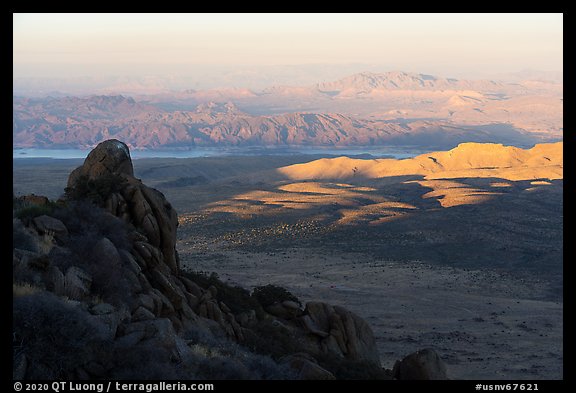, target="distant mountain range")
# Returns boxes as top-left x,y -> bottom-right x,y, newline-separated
13,71 -> 562,150
316,71 -> 504,95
